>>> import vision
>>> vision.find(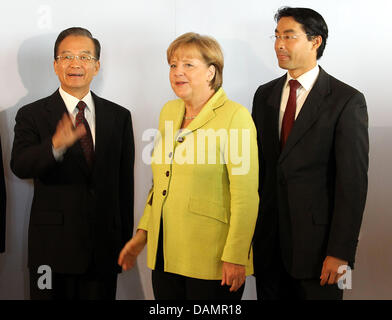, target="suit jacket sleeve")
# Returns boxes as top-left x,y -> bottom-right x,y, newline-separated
0,137 -> 6,253
251,90 -> 266,241
327,91 -> 369,263
11,106 -> 57,180
119,110 -> 135,245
